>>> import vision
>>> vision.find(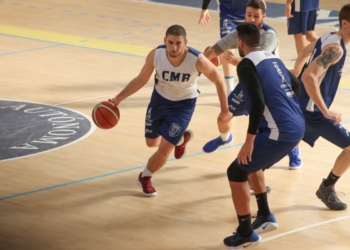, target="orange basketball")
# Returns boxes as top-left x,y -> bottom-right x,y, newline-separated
204,46 -> 223,67
92,101 -> 120,129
